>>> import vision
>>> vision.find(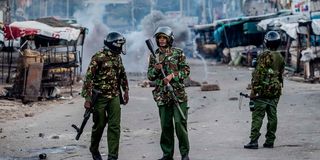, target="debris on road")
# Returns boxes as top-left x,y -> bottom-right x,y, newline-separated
201,84 -> 220,91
